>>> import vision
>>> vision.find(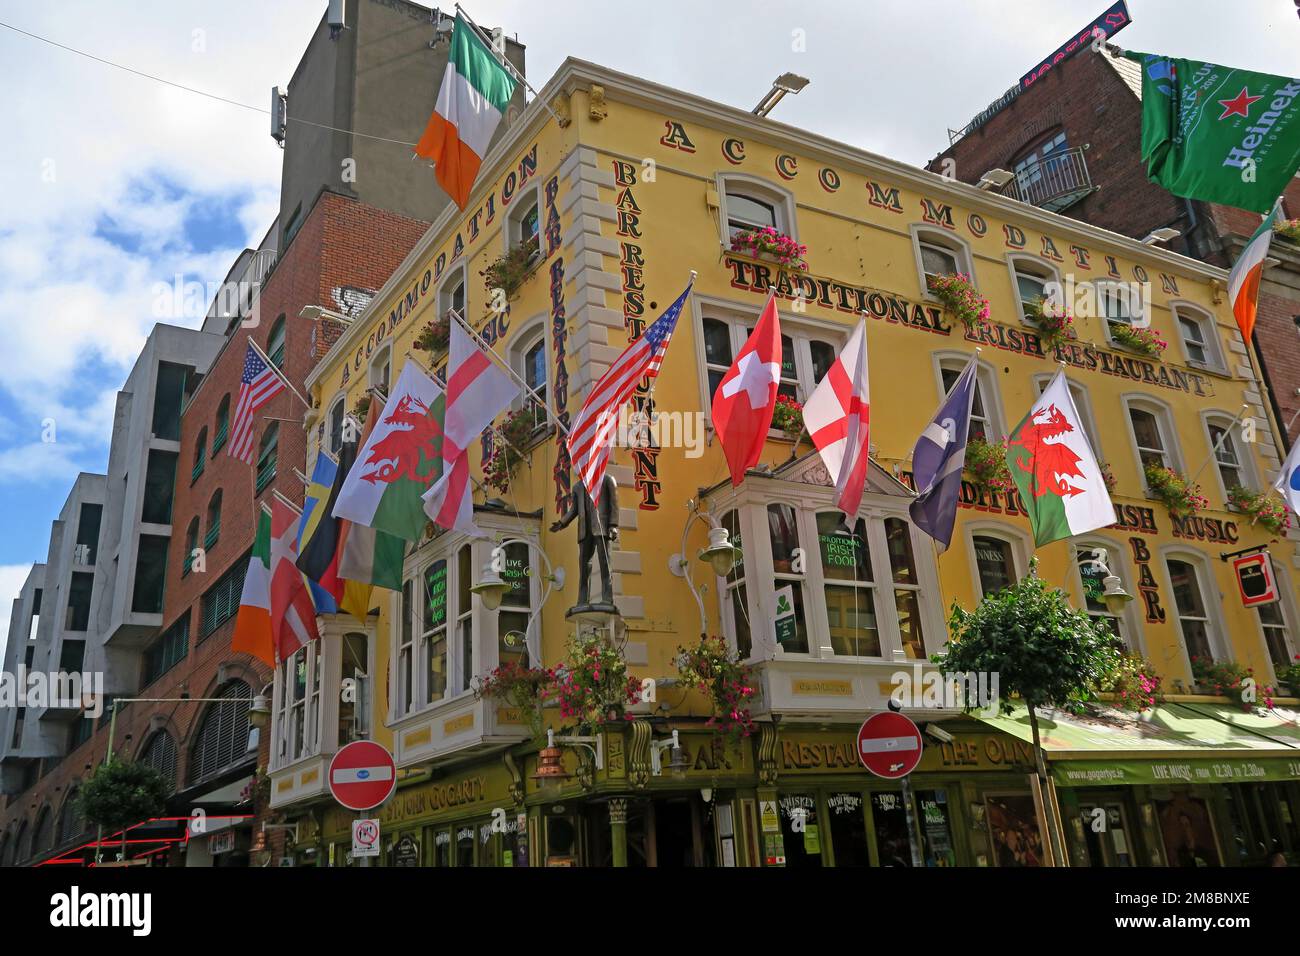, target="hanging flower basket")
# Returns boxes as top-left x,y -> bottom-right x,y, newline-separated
771,394 -> 804,438
350,395 -> 371,425
926,273 -> 990,331
547,632 -> 641,731
1098,460 -> 1118,495
675,635 -> 756,744
1143,464 -> 1208,518
413,313 -> 451,353
1110,324 -> 1167,358
963,437 -> 1014,495
1273,217 -> 1300,244
474,661 -> 554,742
482,407 -> 538,493
481,236 -> 540,303
729,227 -> 807,271
1025,296 -> 1075,350
1227,485 -> 1293,537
